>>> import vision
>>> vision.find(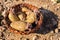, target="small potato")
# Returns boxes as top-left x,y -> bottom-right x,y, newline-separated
22,7 -> 36,23
25,11 -> 36,23
8,12 -> 19,22
10,21 -> 28,31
